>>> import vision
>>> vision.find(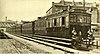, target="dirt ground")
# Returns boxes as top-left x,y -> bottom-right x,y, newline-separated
0,39 -> 50,54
